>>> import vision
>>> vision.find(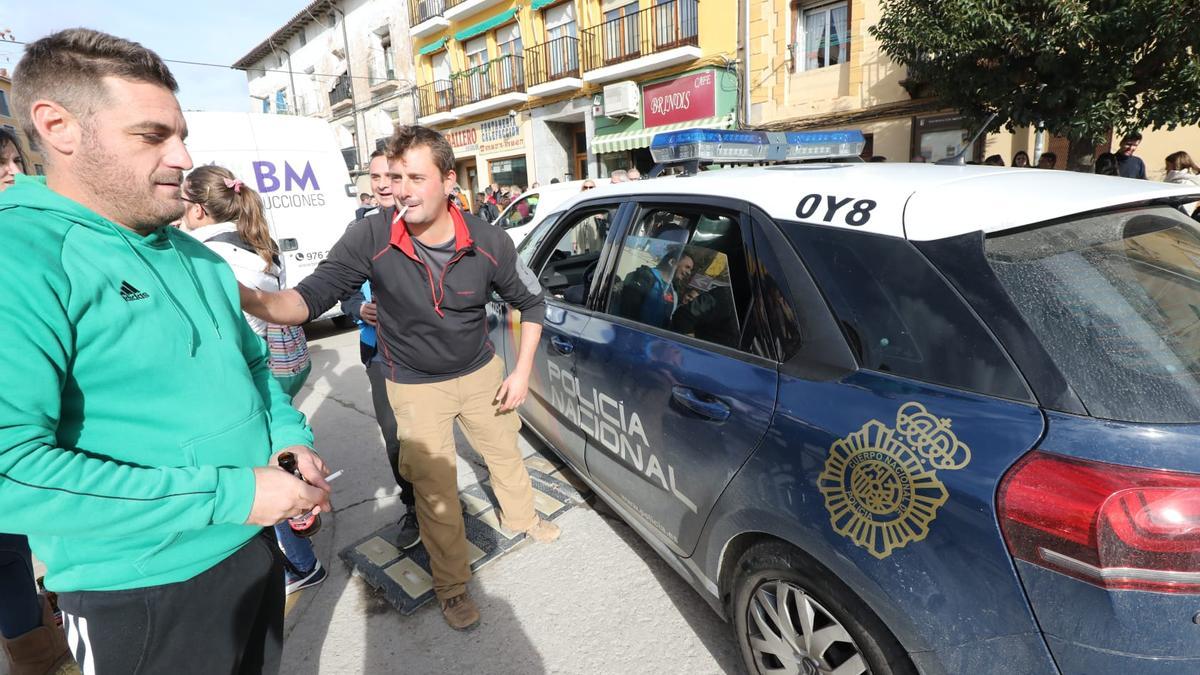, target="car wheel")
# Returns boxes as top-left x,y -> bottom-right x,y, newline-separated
732,541 -> 914,675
